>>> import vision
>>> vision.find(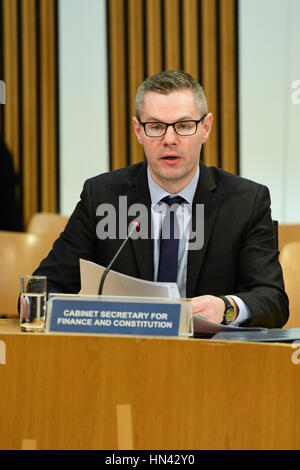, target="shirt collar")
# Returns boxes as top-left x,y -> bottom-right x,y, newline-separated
147,166 -> 200,205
